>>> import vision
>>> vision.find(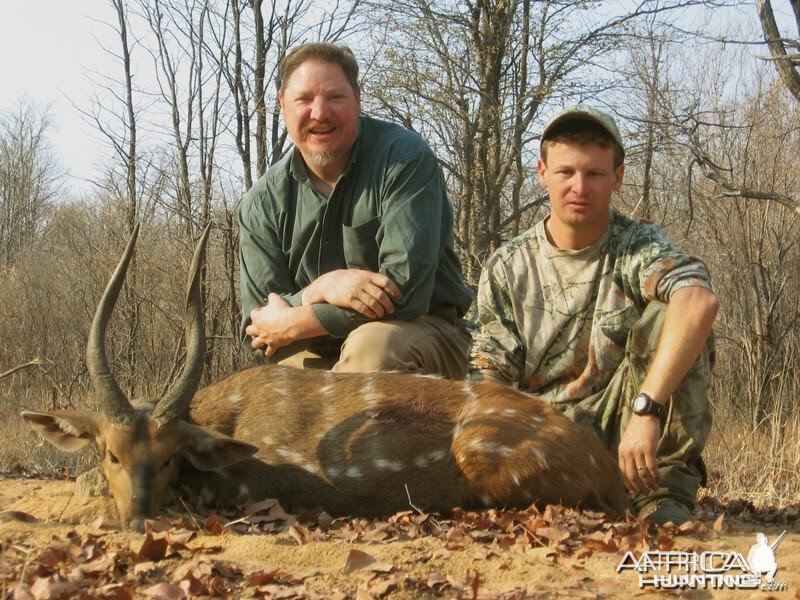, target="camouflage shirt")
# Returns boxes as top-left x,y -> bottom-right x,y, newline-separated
470,208 -> 713,402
